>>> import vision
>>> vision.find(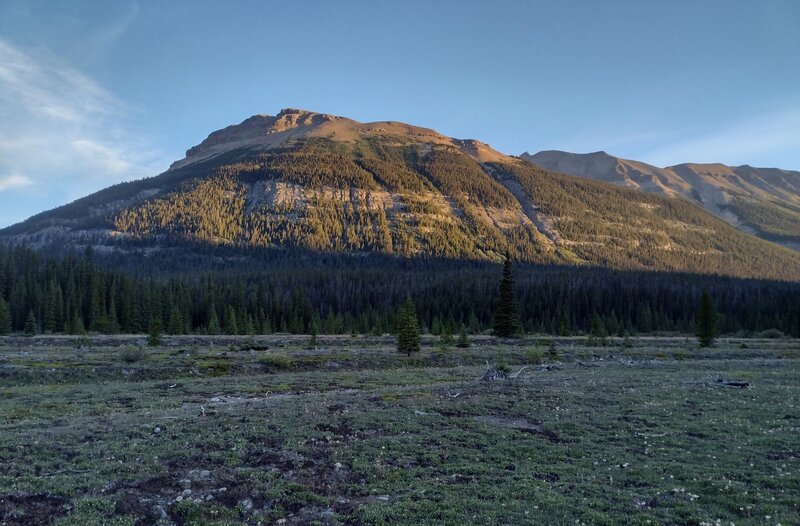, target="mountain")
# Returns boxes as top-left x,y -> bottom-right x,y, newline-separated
521,150 -> 800,250
2,108 -> 800,281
